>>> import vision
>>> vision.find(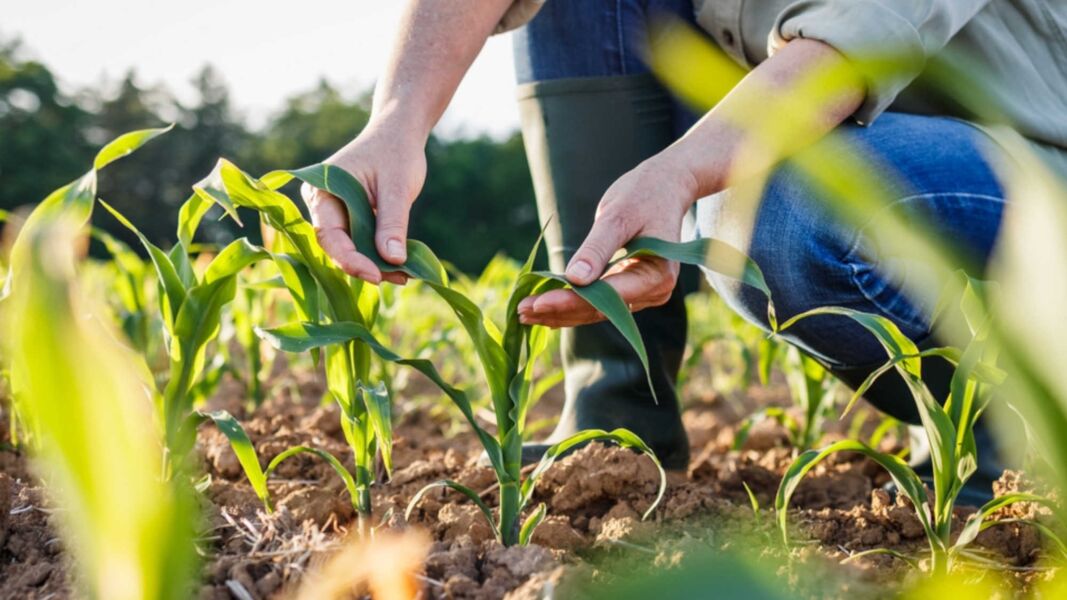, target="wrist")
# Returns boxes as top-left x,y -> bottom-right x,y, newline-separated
665,119 -> 745,200
366,100 -> 433,148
